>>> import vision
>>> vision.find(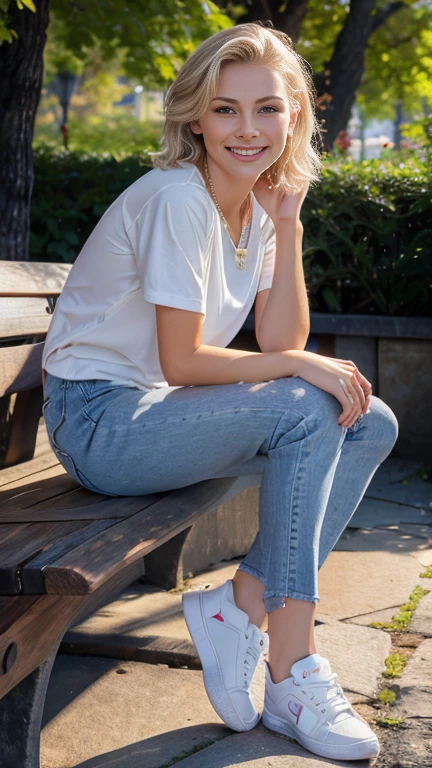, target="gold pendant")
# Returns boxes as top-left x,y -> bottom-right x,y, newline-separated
235,248 -> 247,270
